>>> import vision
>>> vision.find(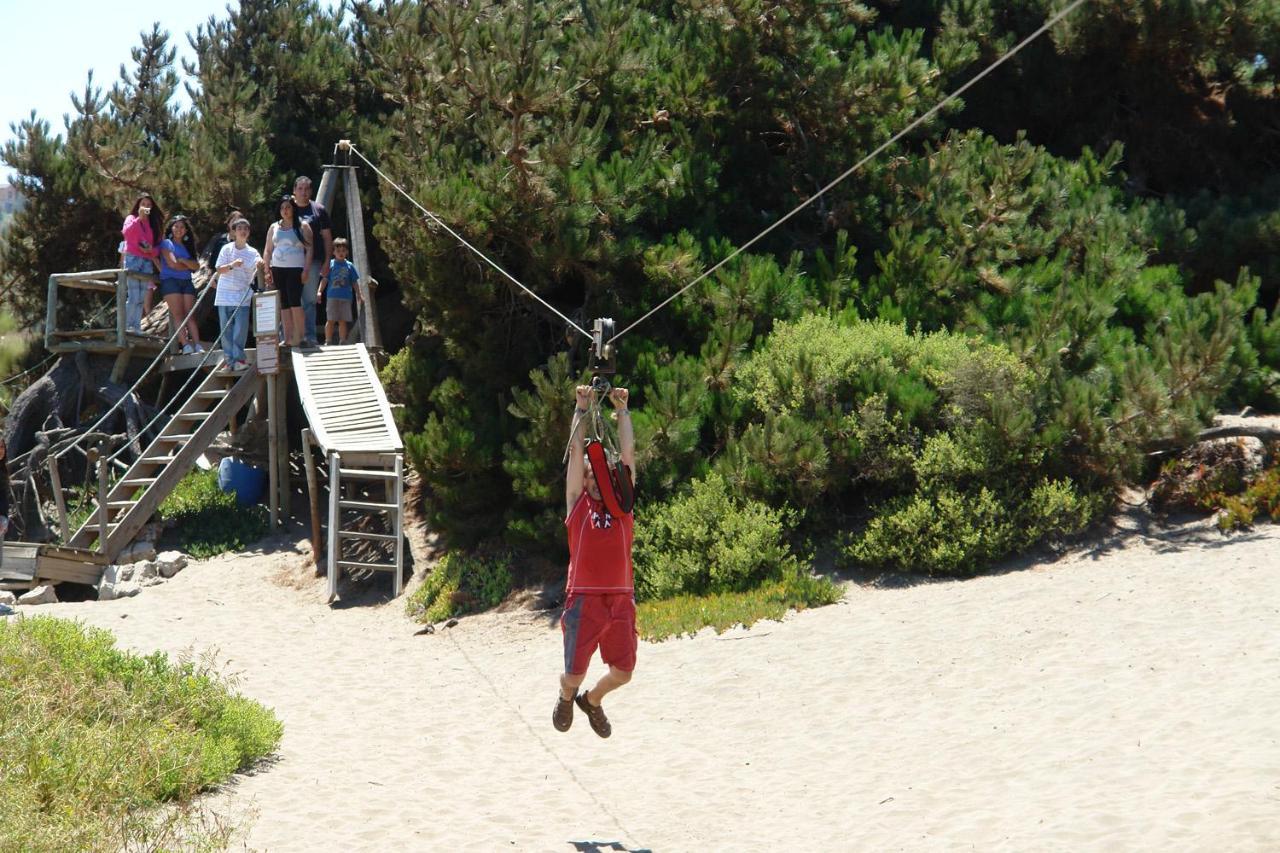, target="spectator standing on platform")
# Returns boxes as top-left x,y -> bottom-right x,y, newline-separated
121,193 -> 164,332
158,214 -> 204,353
319,237 -> 361,344
203,208 -> 243,270
292,176 -> 332,348
213,218 -> 262,371
263,197 -> 313,347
